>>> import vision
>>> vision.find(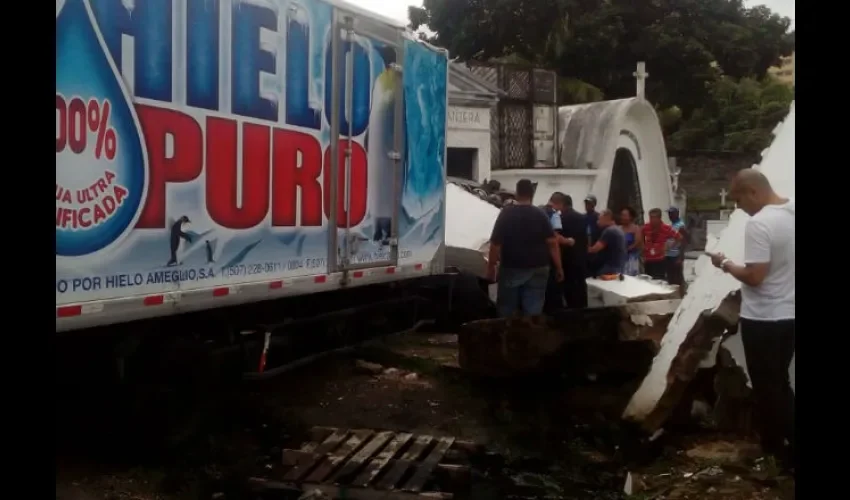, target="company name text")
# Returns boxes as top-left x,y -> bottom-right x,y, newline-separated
89,0 -> 383,232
